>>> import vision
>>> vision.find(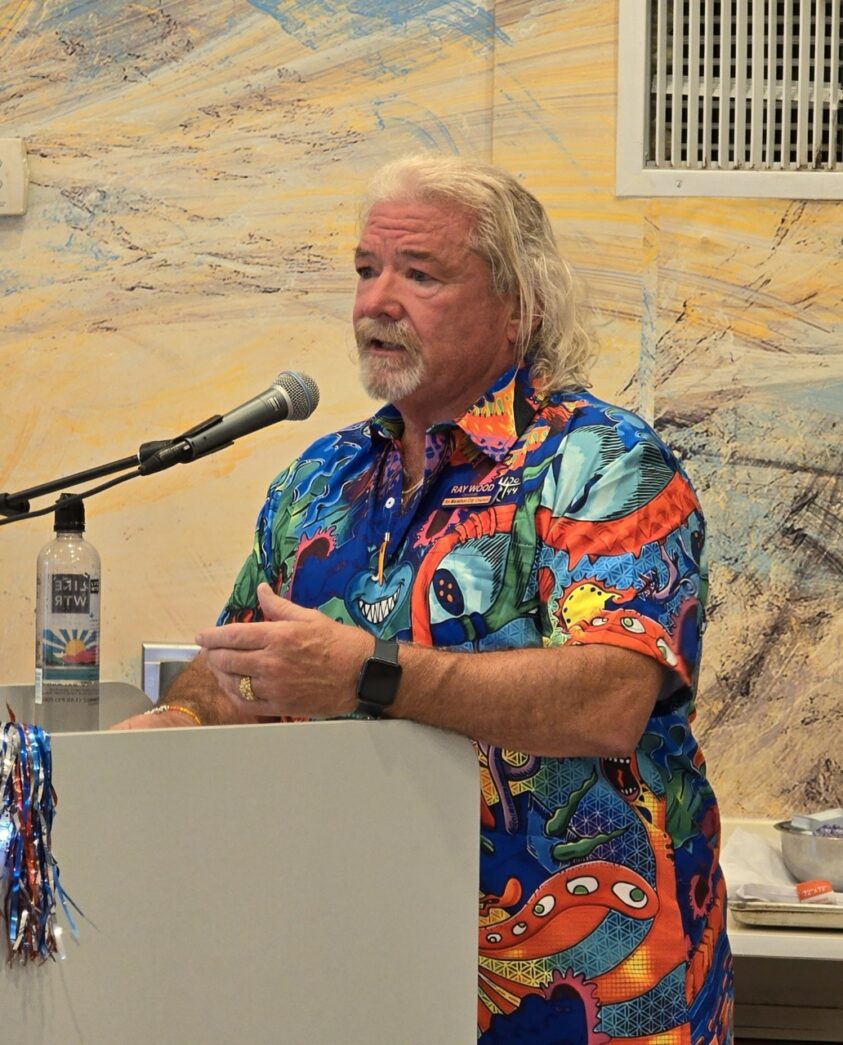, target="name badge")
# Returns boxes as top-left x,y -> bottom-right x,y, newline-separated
441,475 -> 521,507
